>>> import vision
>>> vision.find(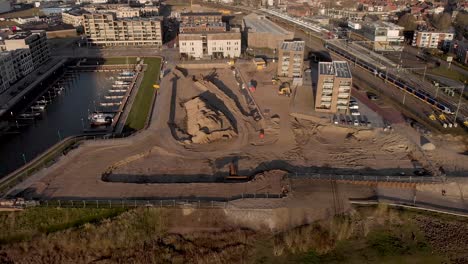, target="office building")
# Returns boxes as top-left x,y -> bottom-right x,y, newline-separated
82,13 -> 162,47
4,30 -> 50,68
277,40 -> 305,78
0,52 -> 16,93
315,61 -> 352,113
243,13 -> 294,50
360,21 -> 404,51
179,32 -> 241,59
180,12 -> 222,24
412,31 -> 454,50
